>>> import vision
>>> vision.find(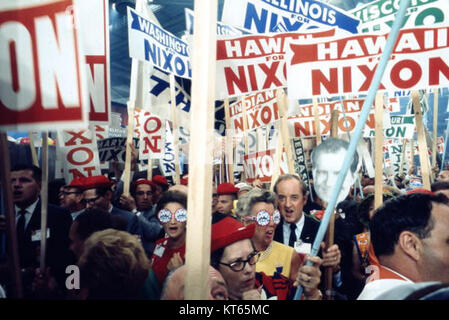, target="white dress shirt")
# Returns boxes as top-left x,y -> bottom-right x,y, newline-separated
282,213 -> 305,245
15,198 -> 39,230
